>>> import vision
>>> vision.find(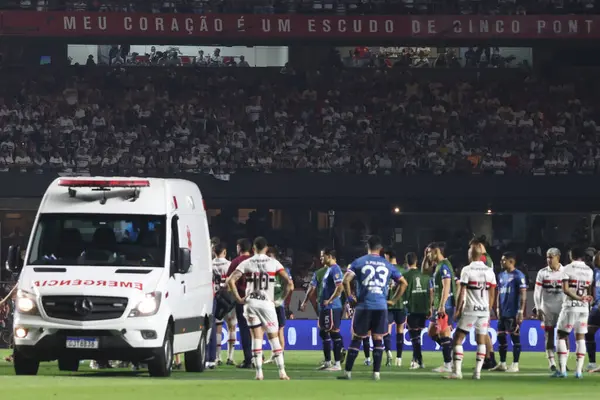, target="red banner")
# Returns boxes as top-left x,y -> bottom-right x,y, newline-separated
0,11 -> 598,39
